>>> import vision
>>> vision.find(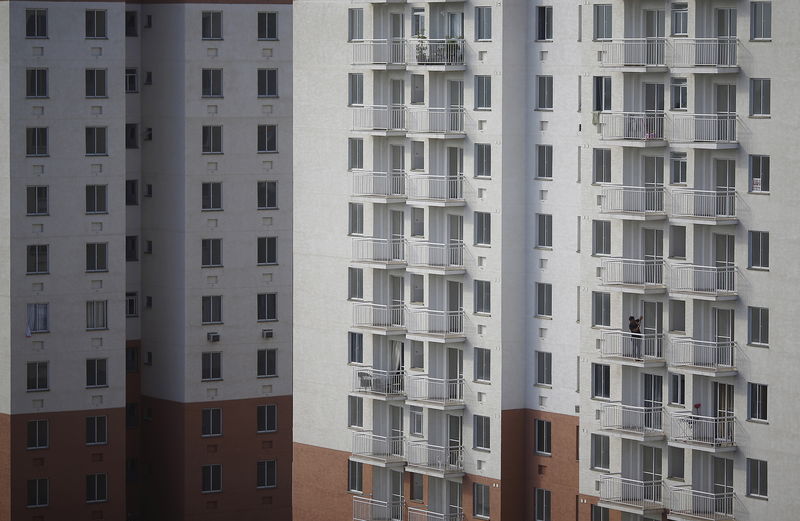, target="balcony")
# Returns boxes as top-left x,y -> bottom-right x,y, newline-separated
670,189 -> 737,225
406,38 -> 466,69
352,431 -> 405,465
671,38 -> 739,73
351,171 -> 406,202
406,107 -> 465,137
352,237 -> 406,268
600,38 -> 668,71
599,474 -> 664,514
668,411 -> 735,452
601,403 -> 665,441
669,264 -> 736,301
599,112 -> 667,146
406,308 -> 465,341
666,486 -> 735,521
405,441 -> 464,477
408,507 -> 464,521
351,105 -> 407,135
352,367 -> 405,400
600,330 -> 665,367
600,258 -> 666,294
407,241 -> 464,274
600,185 -> 666,220
406,375 -> 464,409
353,497 -> 403,521
670,114 -> 738,149
406,174 -> 464,206
668,338 -> 737,376
351,39 -> 407,68
352,302 -> 406,334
